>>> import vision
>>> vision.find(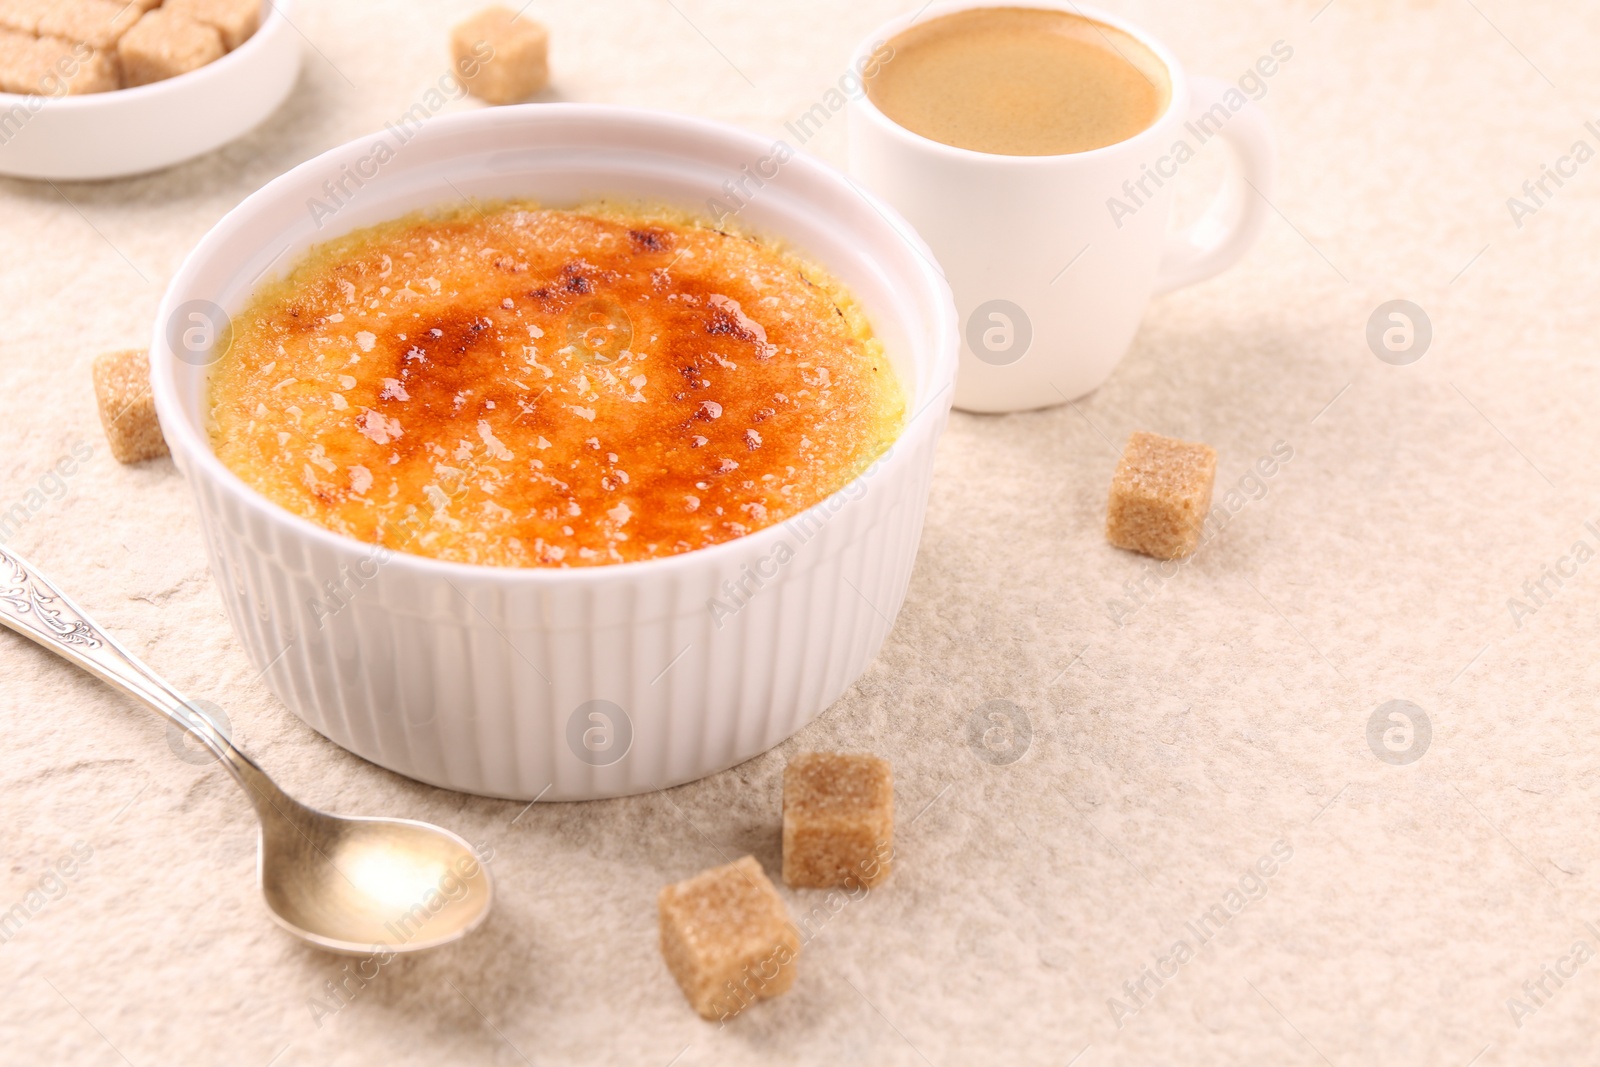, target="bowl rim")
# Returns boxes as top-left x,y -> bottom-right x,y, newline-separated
848,0 -> 1190,168
0,0 -> 292,109
151,103 -> 959,588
